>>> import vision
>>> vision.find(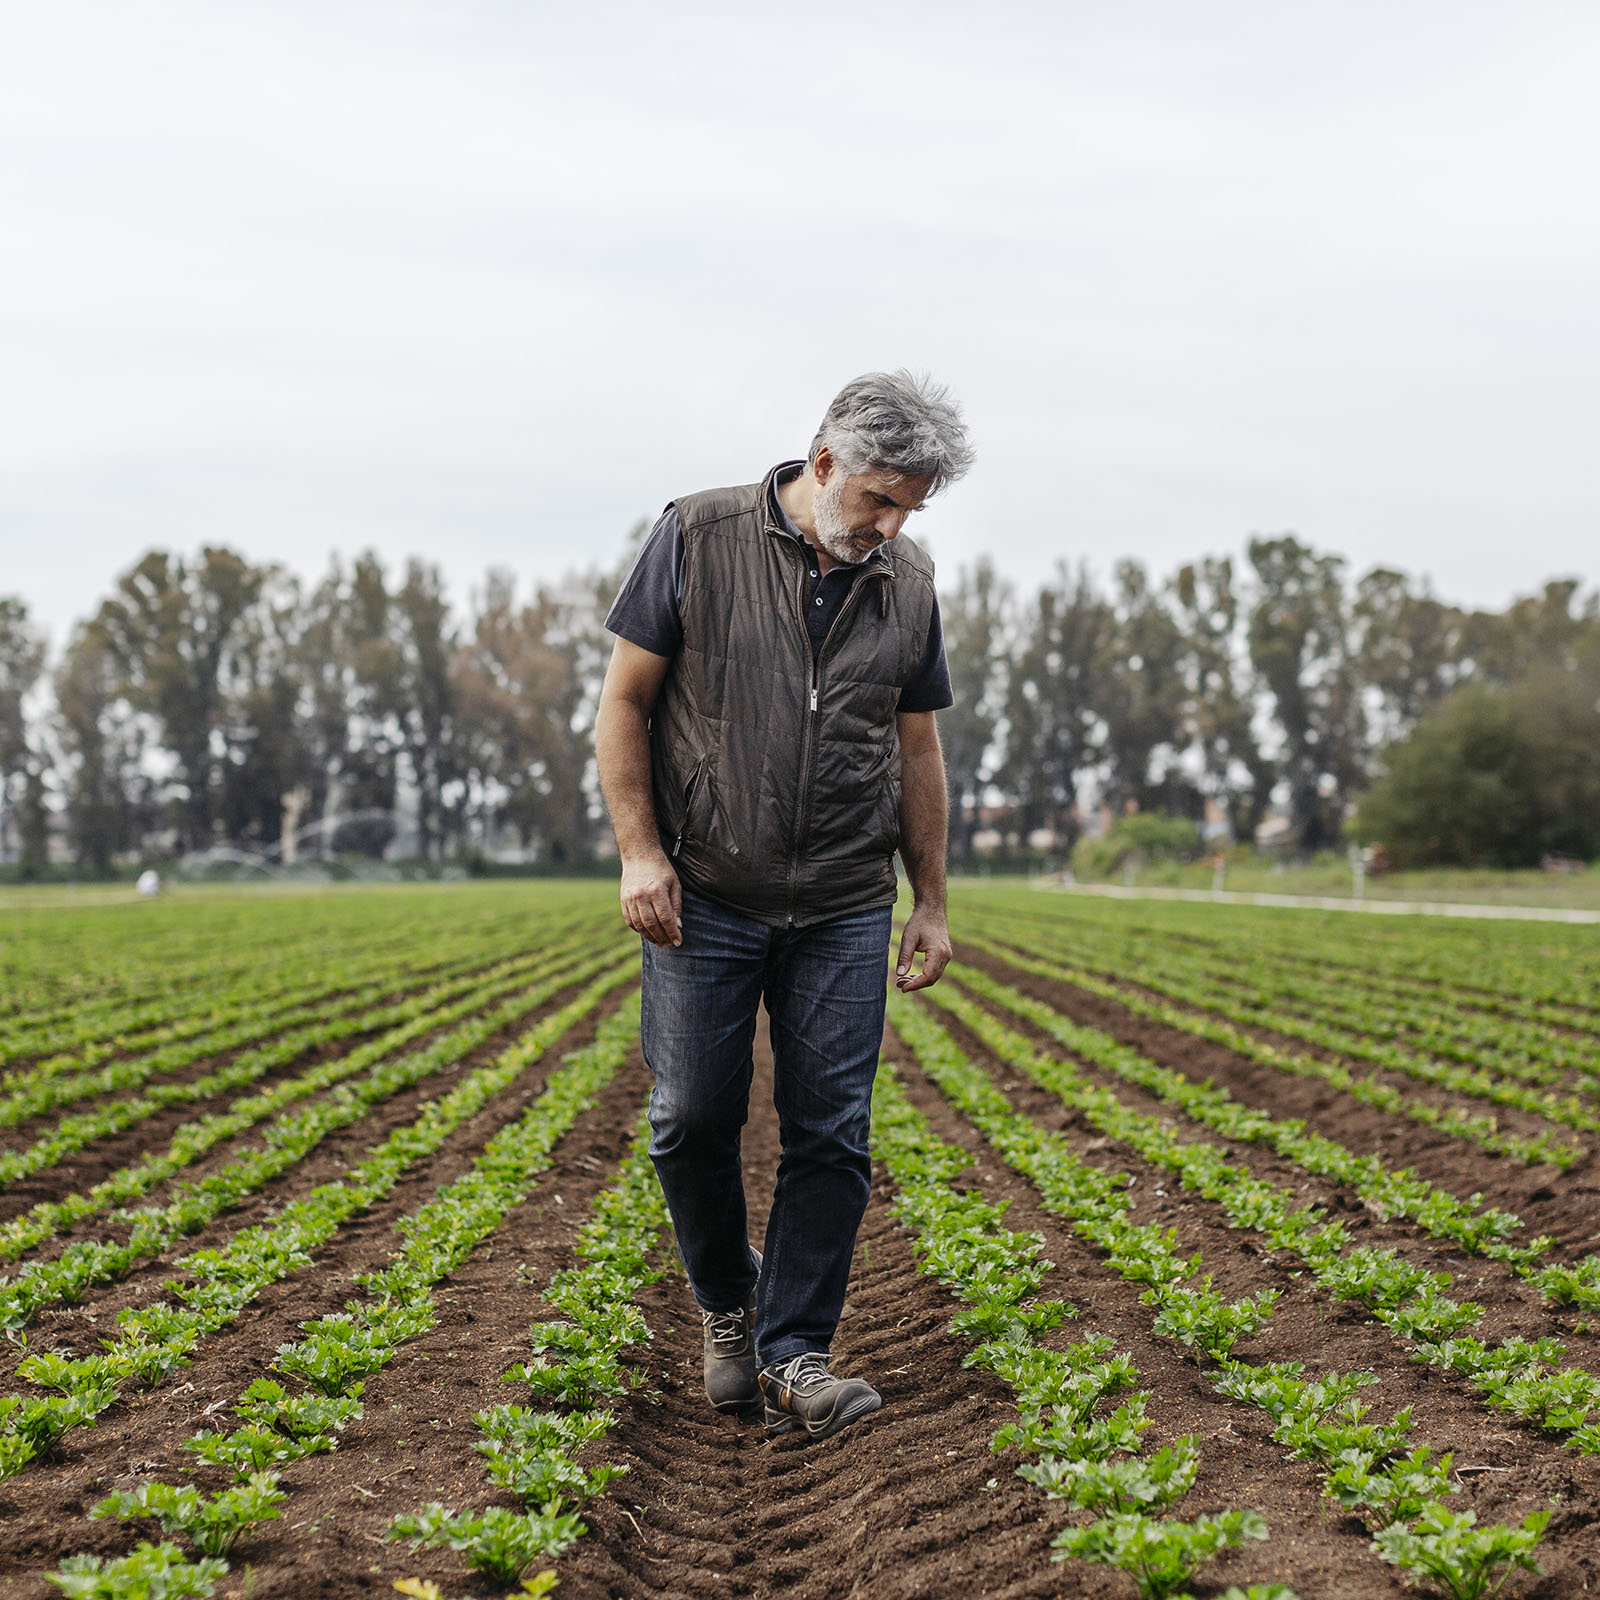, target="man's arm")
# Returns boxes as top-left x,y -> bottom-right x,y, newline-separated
594,636 -> 681,947
894,709 -> 951,991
